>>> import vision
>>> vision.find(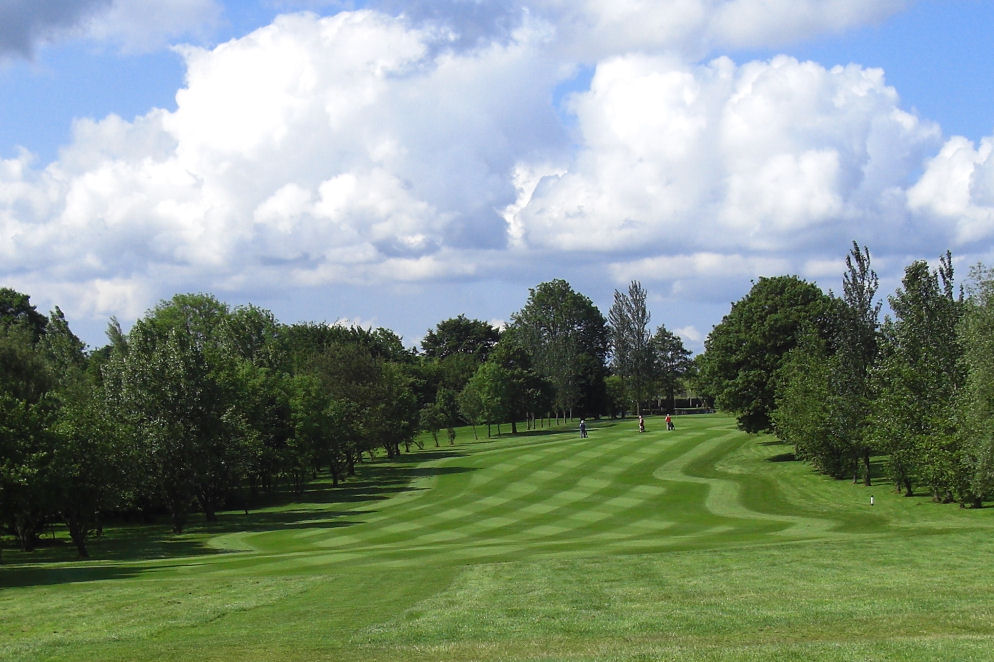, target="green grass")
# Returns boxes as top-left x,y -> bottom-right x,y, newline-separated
3,414 -> 994,661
